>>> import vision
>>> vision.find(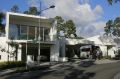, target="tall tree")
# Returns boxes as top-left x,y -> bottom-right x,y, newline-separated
55,16 -> 77,38
11,5 -> 19,13
24,7 -> 39,15
0,12 -> 5,33
64,20 -> 76,38
104,20 -> 113,35
108,0 -> 120,5
55,16 -> 64,38
104,17 -> 120,36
